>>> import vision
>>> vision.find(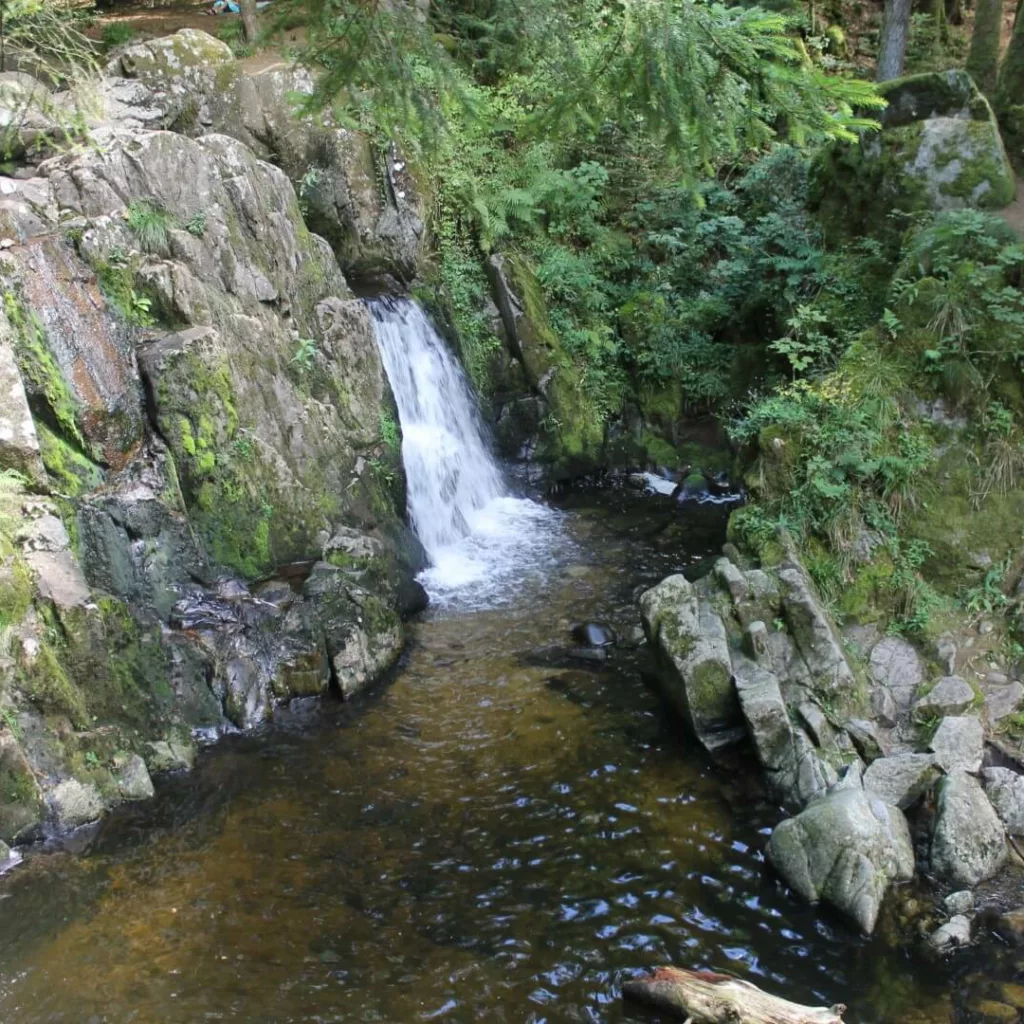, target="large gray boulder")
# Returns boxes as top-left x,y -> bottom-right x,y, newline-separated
929,715 -> 984,773
766,769 -> 915,934
868,635 -> 923,712
812,70 -> 1016,240
640,575 -> 744,752
982,767 -> 1024,835
931,771 -> 1007,886
863,753 -> 940,809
